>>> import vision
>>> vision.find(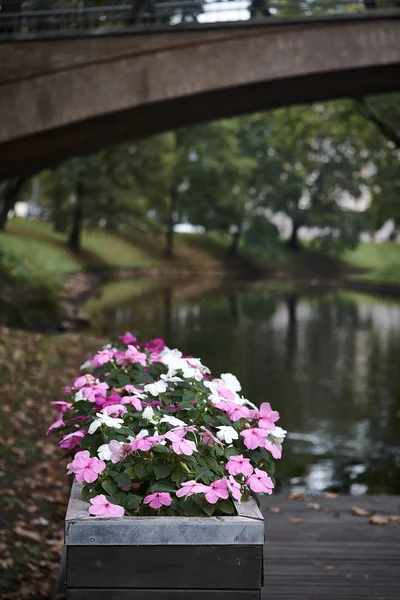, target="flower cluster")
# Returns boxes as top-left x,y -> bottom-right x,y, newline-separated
49,334 -> 286,518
